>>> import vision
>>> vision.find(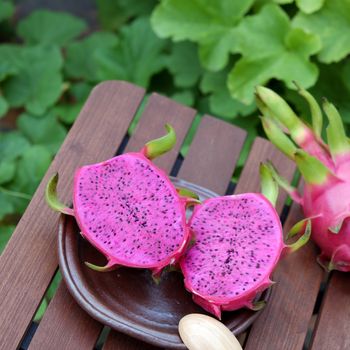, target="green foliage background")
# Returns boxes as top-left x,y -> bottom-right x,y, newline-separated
1,0 -> 350,254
